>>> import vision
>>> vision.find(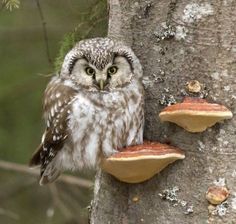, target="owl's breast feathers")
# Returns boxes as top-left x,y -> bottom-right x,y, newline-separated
29,77 -> 144,185
29,77 -> 77,184
67,81 -> 144,169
